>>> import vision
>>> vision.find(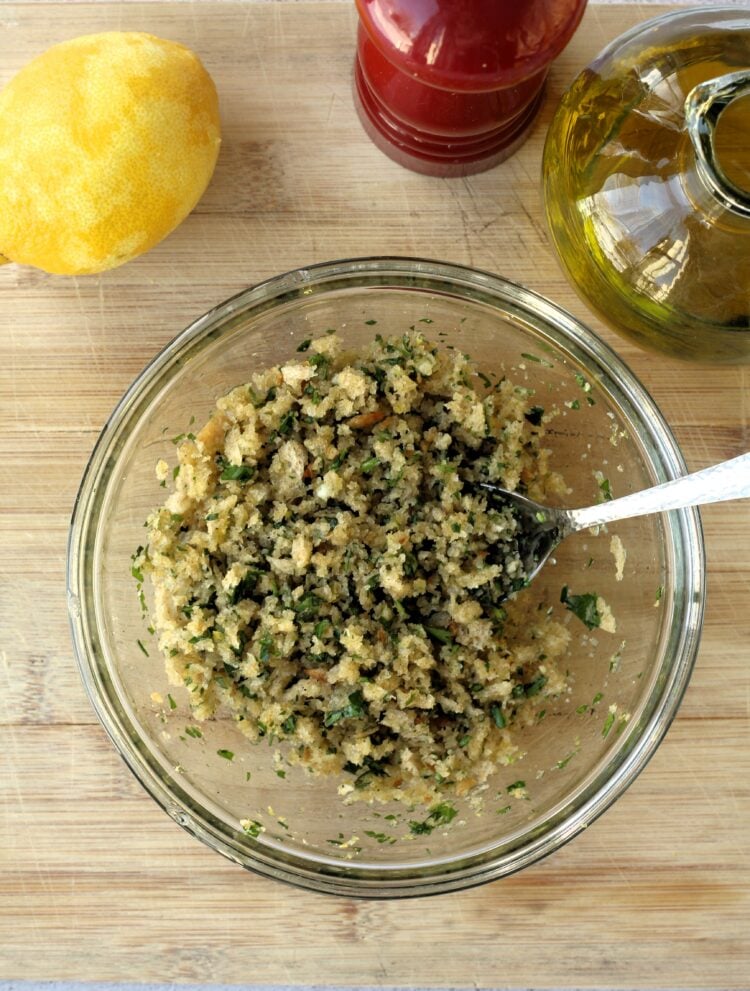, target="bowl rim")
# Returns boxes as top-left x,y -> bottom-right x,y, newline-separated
67,256 -> 705,897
